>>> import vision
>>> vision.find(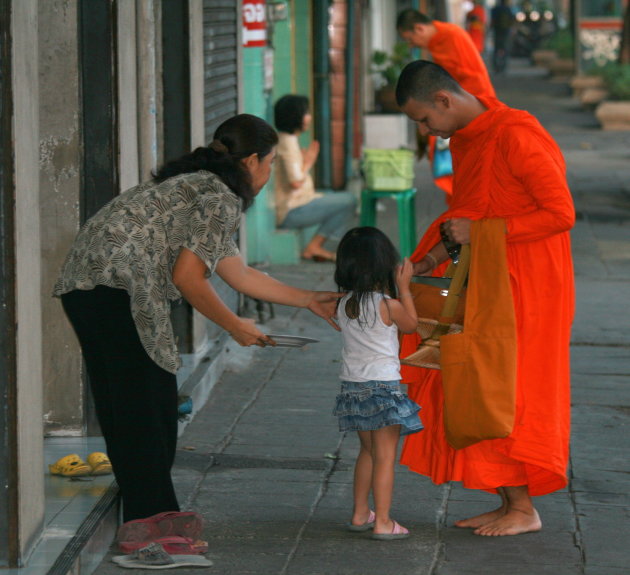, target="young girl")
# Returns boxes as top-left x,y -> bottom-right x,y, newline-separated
333,227 -> 423,540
